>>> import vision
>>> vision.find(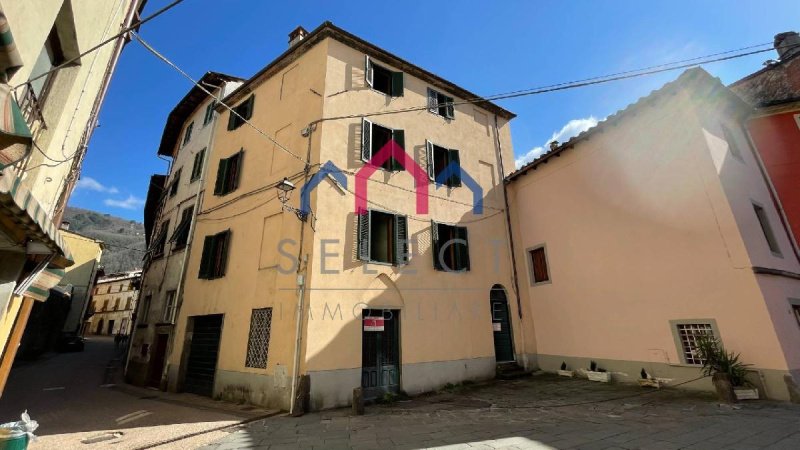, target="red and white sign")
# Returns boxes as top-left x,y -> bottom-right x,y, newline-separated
364,316 -> 385,332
